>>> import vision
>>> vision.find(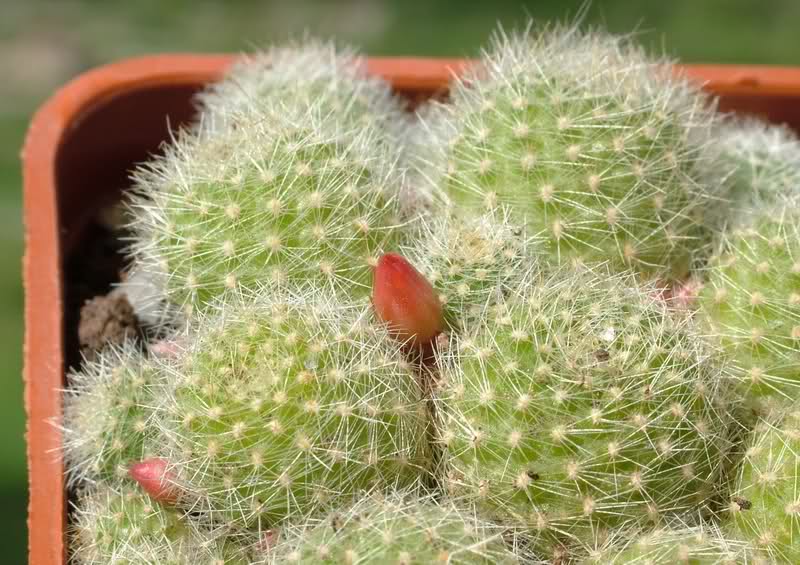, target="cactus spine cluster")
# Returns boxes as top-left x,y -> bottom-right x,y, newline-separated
265,489 -> 522,564
152,288 -> 430,528
195,39 -> 408,146
432,267 -> 733,560
420,27 -> 722,279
